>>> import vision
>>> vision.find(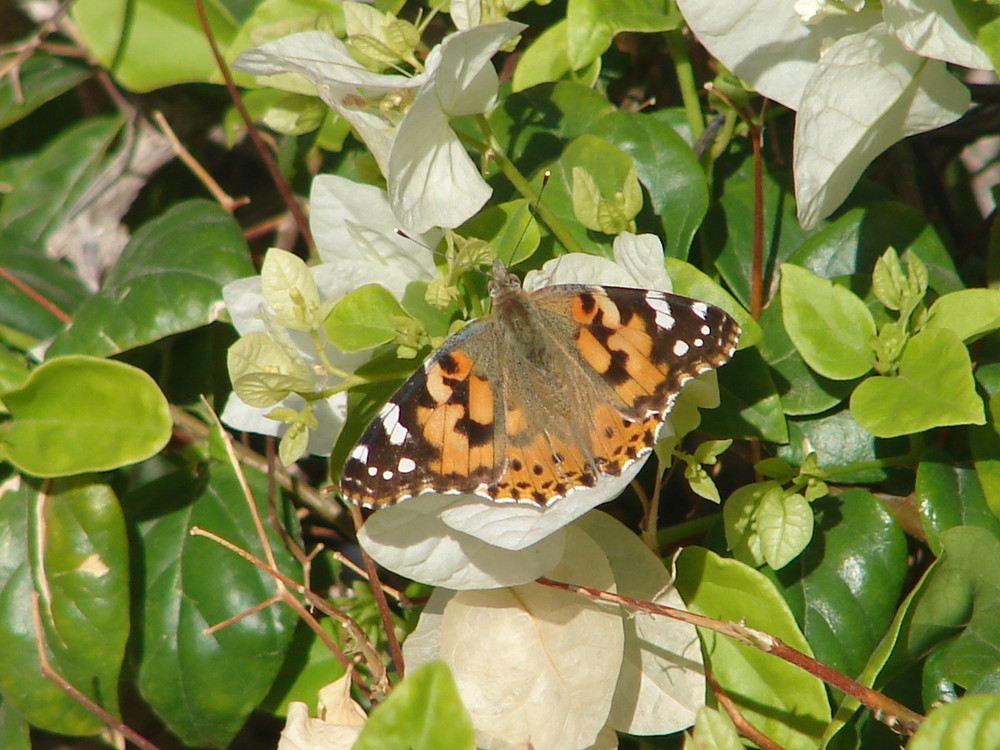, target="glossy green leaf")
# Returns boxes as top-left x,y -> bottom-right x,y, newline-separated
908,694 -> 1000,750
71,0 -> 240,92
461,199 -> 540,266
354,662 -> 474,750
46,201 -> 254,357
3,356 -> 171,477
915,451 -> 1000,556
784,201 -> 962,296
512,21 -> 601,92
675,547 -> 831,750
764,491 -> 907,680
0,481 -> 107,735
0,53 -> 90,129
851,329 -> 985,438
592,114 -> 709,259
779,407 -> 906,484
325,283 -> 409,352
133,465 -> 300,748
34,481 -> 130,719
780,263 -> 876,380
970,415 -> 1000,518
898,526 -> 1000,699
702,347 -> 788,443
